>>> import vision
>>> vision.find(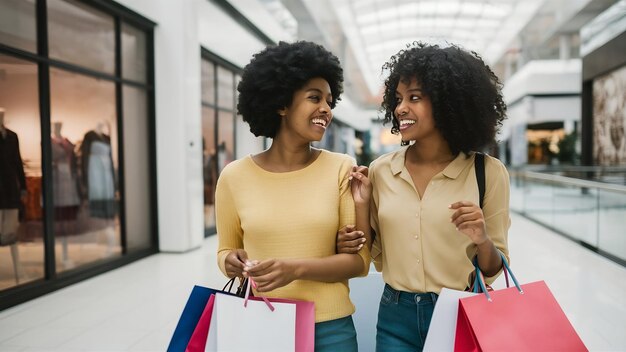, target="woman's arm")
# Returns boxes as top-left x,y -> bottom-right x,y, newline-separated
449,200 -> 502,277
215,170 -> 246,278
450,158 -> 511,277
337,166 -> 373,253
353,166 -> 373,250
